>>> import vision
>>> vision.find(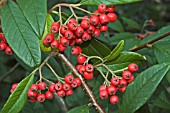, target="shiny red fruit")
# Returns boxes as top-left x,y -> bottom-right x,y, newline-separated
27,89 -> 37,98
48,84 -> 56,93
119,79 -> 127,88
99,84 -> 106,91
99,90 -> 108,99
38,82 -> 47,90
55,82 -> 63,91
110,95 -> 119,104
128,63 -> 138,72
75,26 -> 84,37
107,85 -> 117,95
29,98 -> 37,103
85,64 -> 94,73
60,36 -> 69,46
51,40 -> 59,48
58,43 -> 67,52
60,25 -> 68,35
67,22 -> 78,31
45,91 -> 53,99
66,90 -> 73,96
57,90 -> 65,97
119,86 -> 126,93
122,70 -> 132,80
5,46 -> 14,55
65,30 -> 74,39
51,22 -> 60,34
127,75 -> 134,83
71,80 -> 78,88
87,25 -> 96,35
72,47 -> 81,55
80,20 -> 90,29
110,76 -> 119,86
81,32 -> 91,41
64,74 -> 74,84
107,13 -> 117,22
45,34 -> 54,44
75,38 -> 83,44
107,6 -> 116,13
78,65 -> 86,74
83,72 -> 93,80
37,94 -> 46,102
98,4 -> 107,13
30,84 -> 39,92
99,14 -> 110,24
90,15 -> 99,26
12,83 -> 18,90
0,42 -> 7,51
63,83 -> 71,91
100,25 -> 108,32
92,29 -> 101,38
74,78 -> 82,86
69,39 -> 76,46
77,55 -> 87,64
